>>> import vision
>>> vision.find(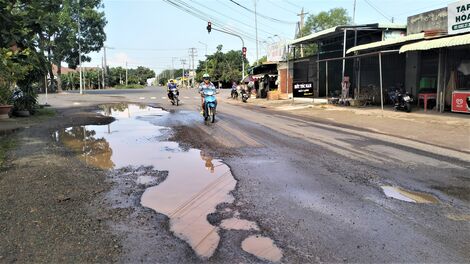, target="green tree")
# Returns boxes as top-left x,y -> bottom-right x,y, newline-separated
108,67 -> 126,86
0,1 -> 51,103
253,56 -> 267,66
45,0 -> 107,92
195,45 -> 248,82
298,8 -> 352,57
